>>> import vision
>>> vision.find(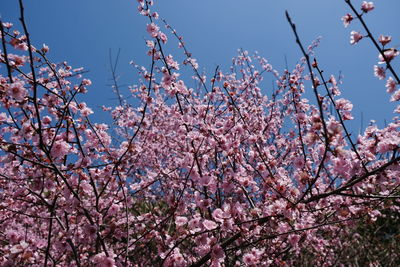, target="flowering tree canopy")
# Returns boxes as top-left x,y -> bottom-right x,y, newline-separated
0,0 -> 399,266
